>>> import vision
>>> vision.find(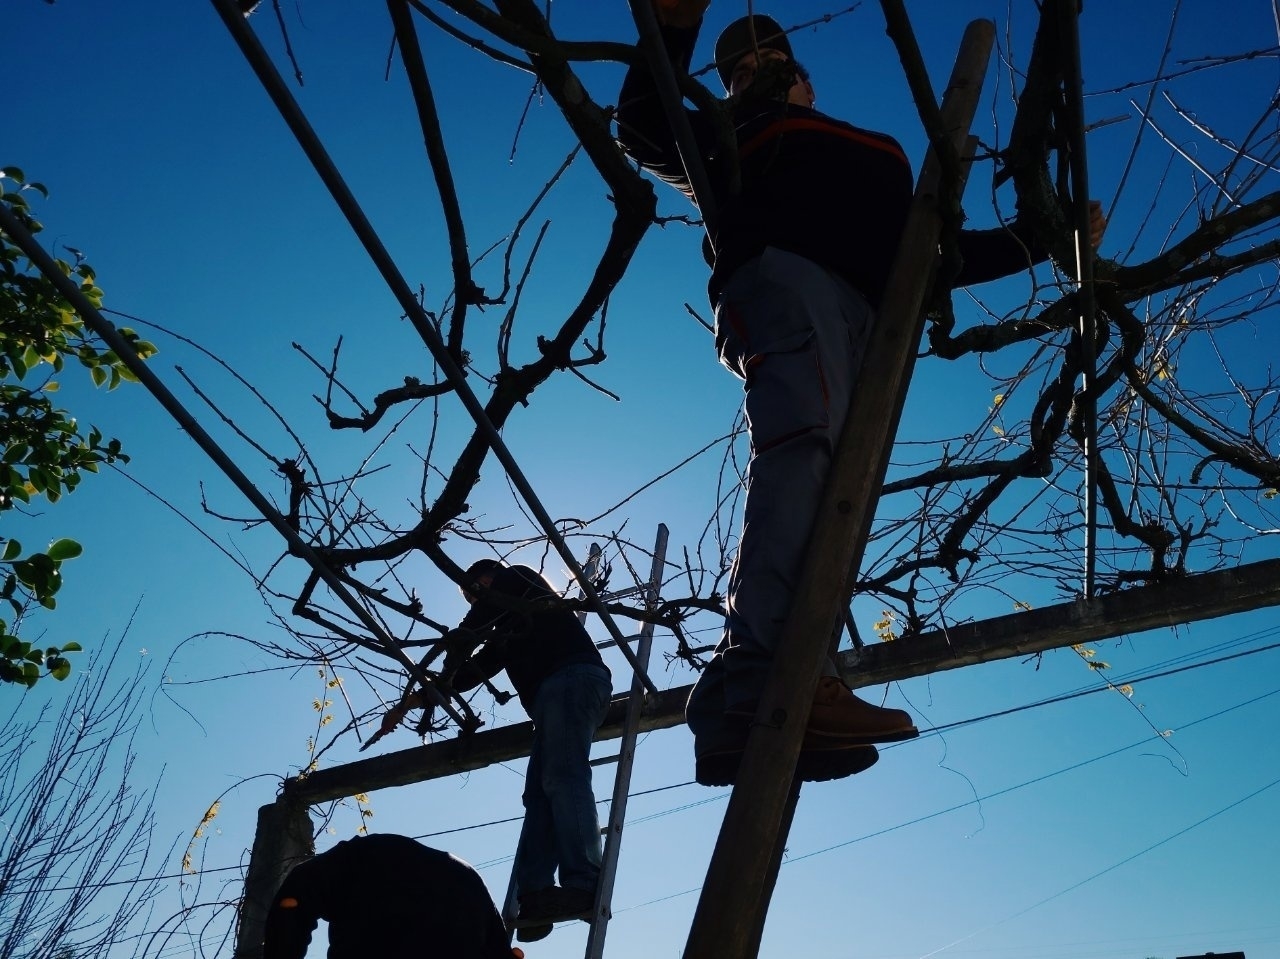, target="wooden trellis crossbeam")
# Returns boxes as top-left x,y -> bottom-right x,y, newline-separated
281,557 -> 1280,807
